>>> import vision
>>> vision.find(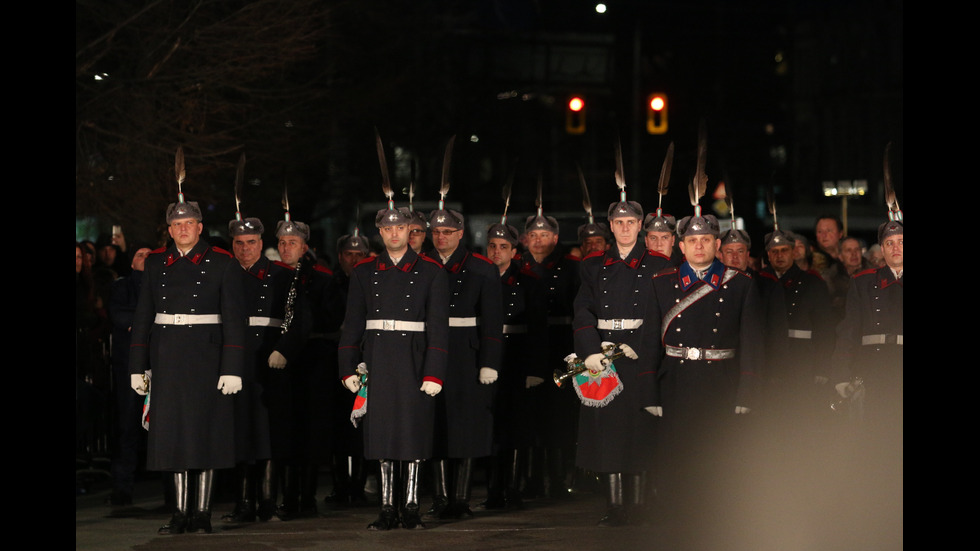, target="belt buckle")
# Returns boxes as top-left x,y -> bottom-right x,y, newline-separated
383,319 -> 395,331
173,314 -> 185,325
685,347 -> 702,360
613,319 -> 624,330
